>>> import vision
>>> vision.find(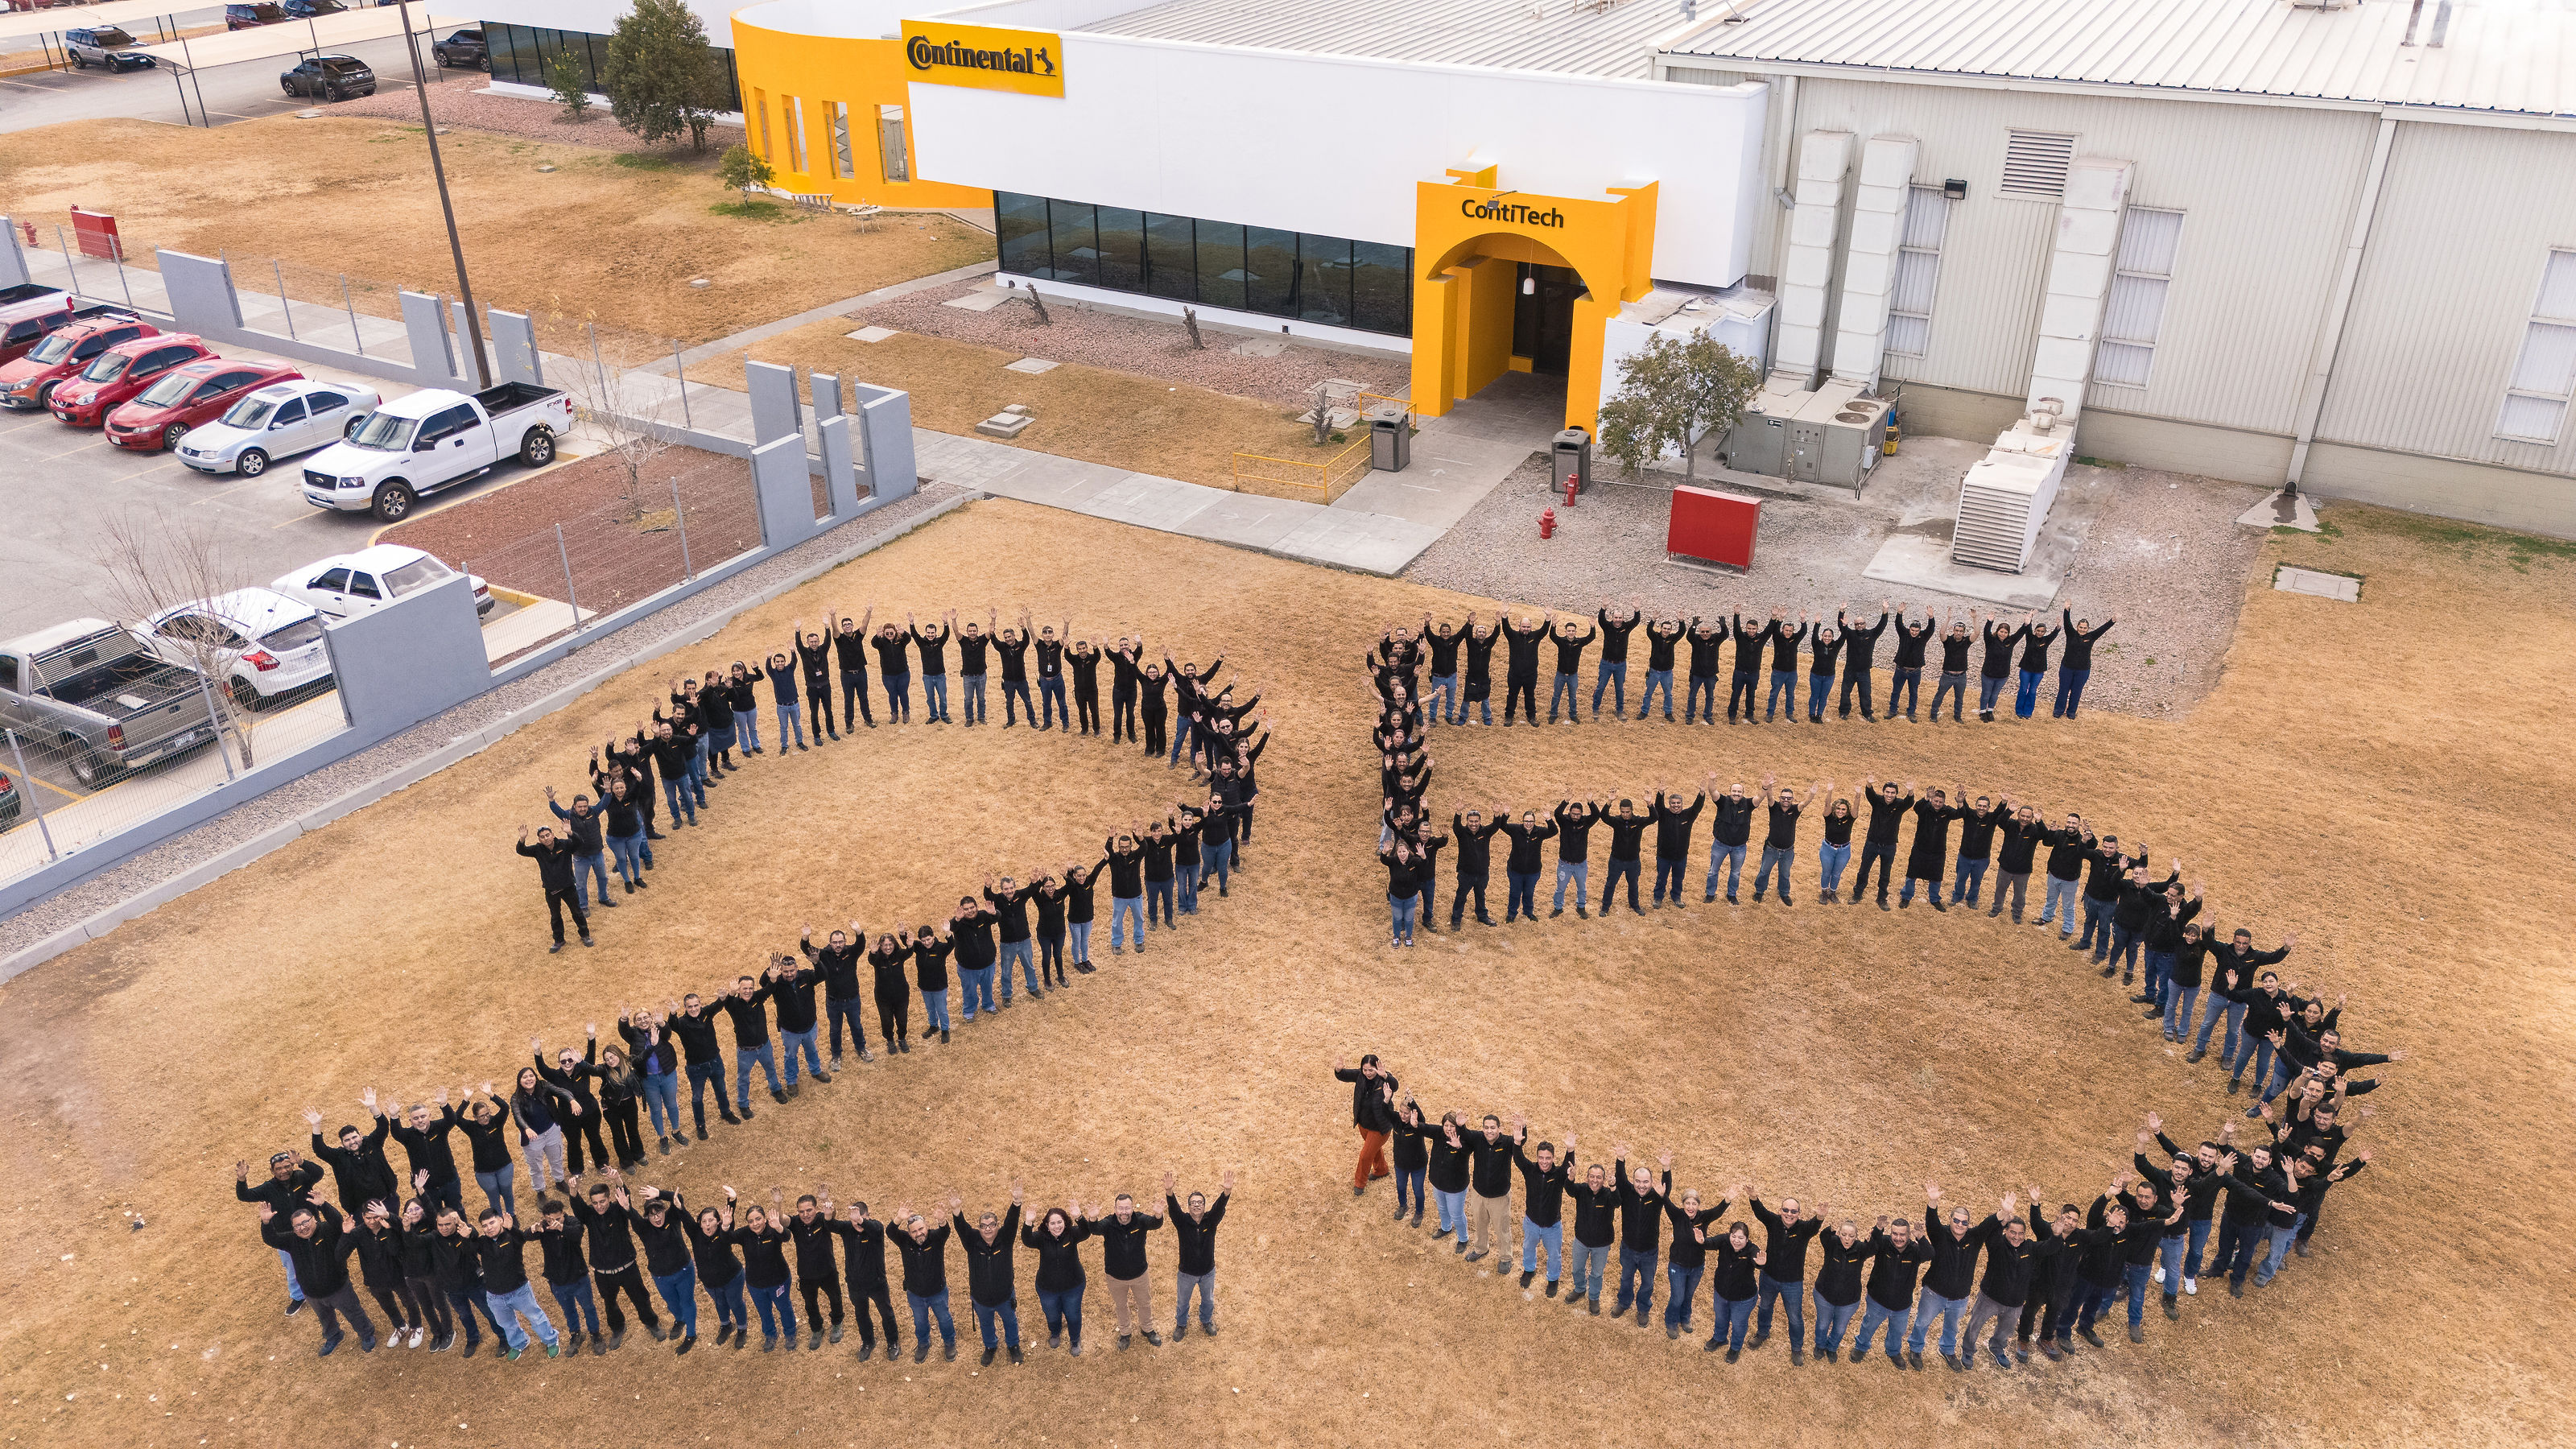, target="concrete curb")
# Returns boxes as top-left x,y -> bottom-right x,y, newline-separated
0,490 -> 980,985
